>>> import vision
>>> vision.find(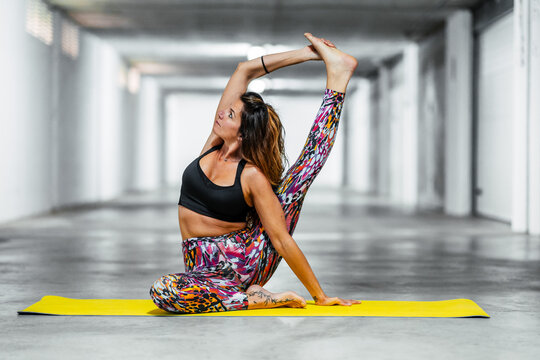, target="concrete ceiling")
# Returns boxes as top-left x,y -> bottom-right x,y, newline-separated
44,0 -> 483,89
